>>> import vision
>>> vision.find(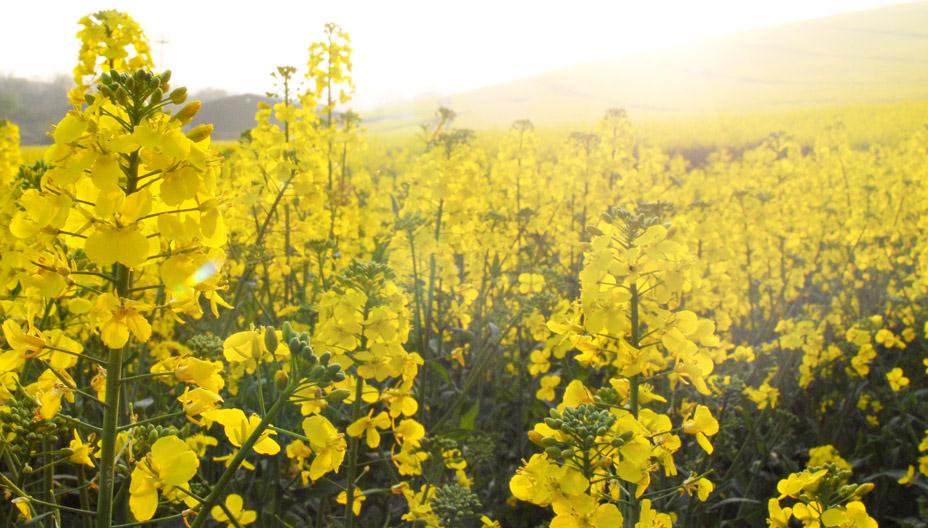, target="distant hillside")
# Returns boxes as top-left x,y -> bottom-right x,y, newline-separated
4,2 -> 927,143
366,1 -> 928,132
190,94 -> 276,141
0,76 -> 71,145
0,78 -> 272,145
